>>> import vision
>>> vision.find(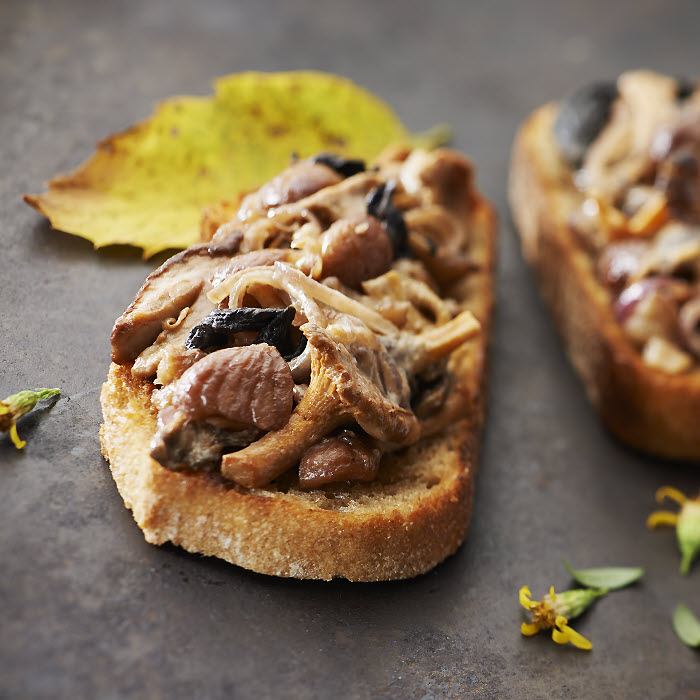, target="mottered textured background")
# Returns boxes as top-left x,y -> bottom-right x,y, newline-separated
1,1 -> 699,697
